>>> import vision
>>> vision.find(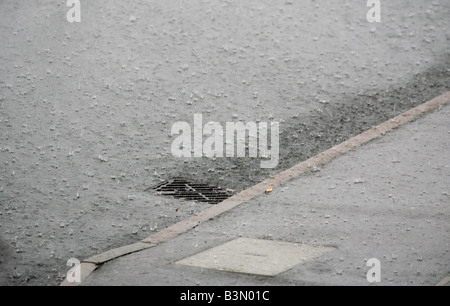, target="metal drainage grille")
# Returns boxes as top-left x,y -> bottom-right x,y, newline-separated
149,178 -> 234,205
